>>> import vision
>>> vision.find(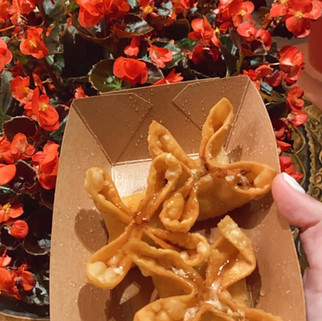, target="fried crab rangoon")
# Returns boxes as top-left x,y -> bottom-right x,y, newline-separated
148,97 -> 276,220
128,216 -> 283,321
85,153 -> 210,289
84,97 -> 281,320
